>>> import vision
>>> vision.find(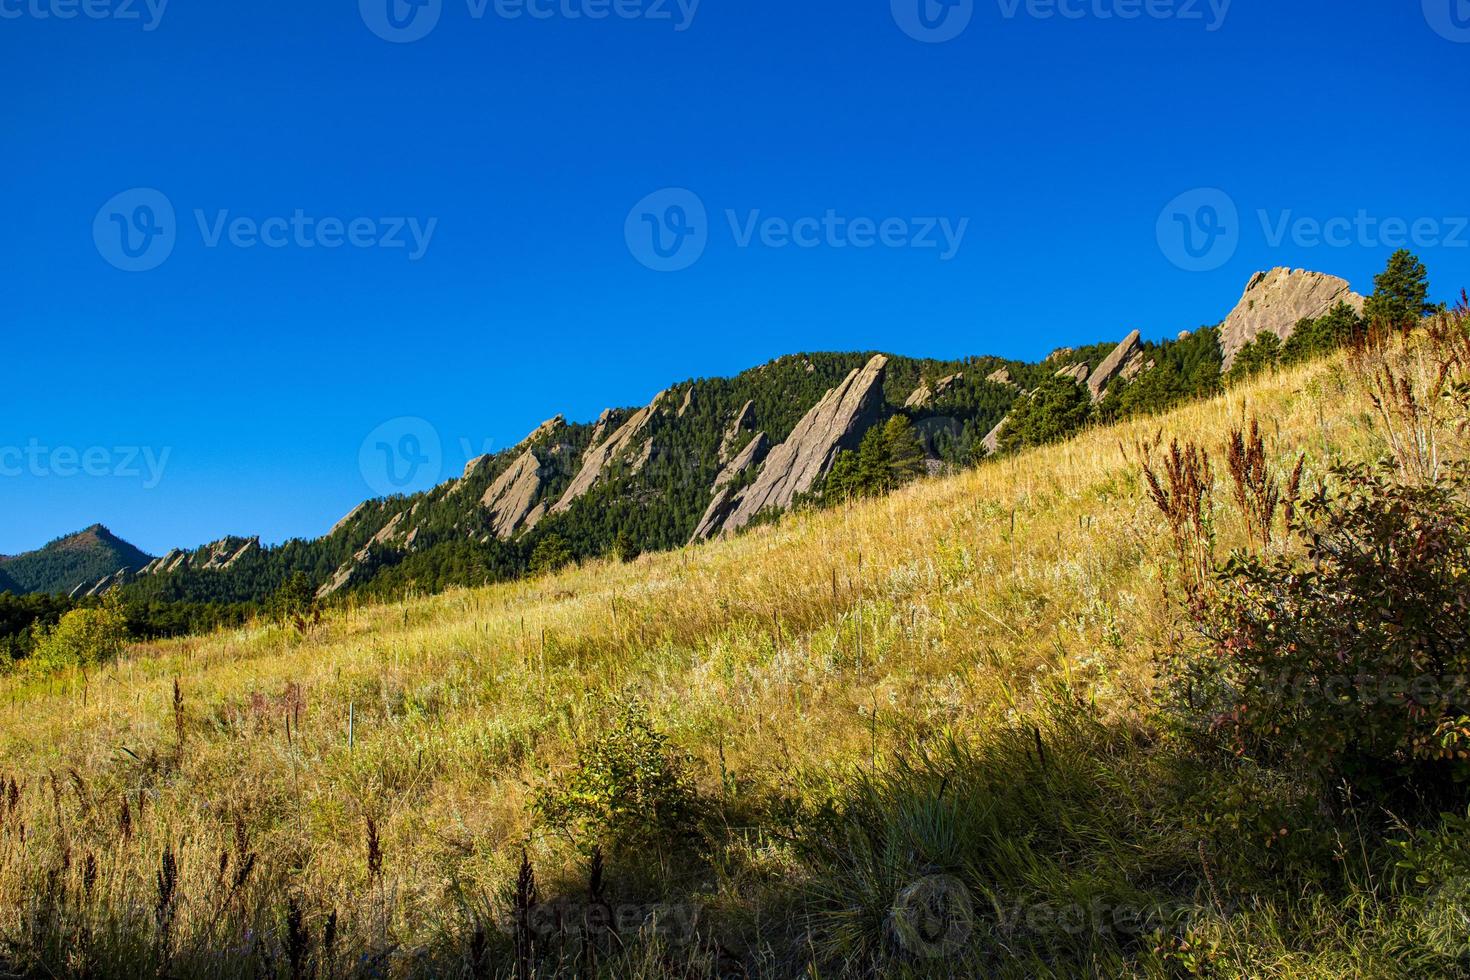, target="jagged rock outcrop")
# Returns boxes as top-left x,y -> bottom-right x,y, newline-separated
329,502 -> 368,535
981,417 -> 1007,456
73,567 -> 132,598
1120,352 -> 1152,384
698,355 -> 888,539
903,372 -> 963,409
137,539 -> 255,577
986,368 -> 1016,388
678,388 -> 694,417
1086,330 -> 1142,402
448,455 -> 492,495
690,486 -> 741,542
481,449 -> 549,538
318,511 -> 413,599
552,391 -> 667,514
1055,363 -> 1090,384
713,432 -> 769,492
1219,268 -> 1365,371
718,401 -> 756,463
197,537 -> 257,571
522,415 -> 566,447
